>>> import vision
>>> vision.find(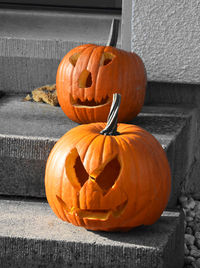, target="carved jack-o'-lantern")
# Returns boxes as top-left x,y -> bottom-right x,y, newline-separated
56,19 -> 147,123
45,94 -> 171,231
